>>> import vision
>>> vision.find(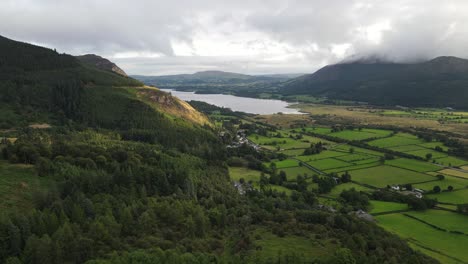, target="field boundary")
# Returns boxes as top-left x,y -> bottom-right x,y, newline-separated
403,213 -> 468,237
